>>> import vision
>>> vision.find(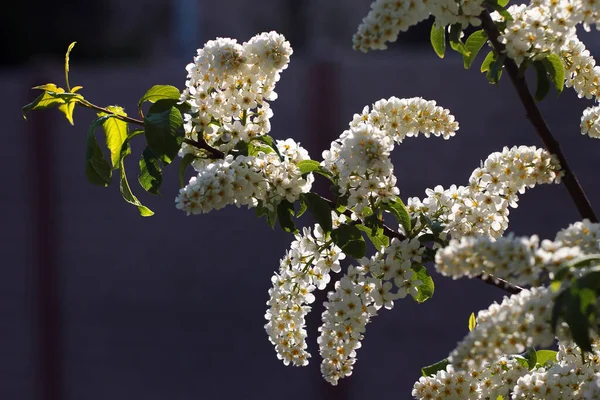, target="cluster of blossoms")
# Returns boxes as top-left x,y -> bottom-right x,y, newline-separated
175,139 -> 313,214
175,33 -> 316,215
555,218 -> 600,252
558,37 -> 600,139
321,96 -> 458,218
408,145 -> 562,240
413,356 -> 529,399
264,214 -> 347,367
581,106 -> 600,139
434,232 -> 586,286
496,3 -> 576,66
353,0 -> 486,52
318,237 -> 425,384
413,219 -> 600,397
512,339 -> 600,398
413,338 -> 600,399
561,37 -> 600,101
448,286 -> 561,370
180,32 -> 292,155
